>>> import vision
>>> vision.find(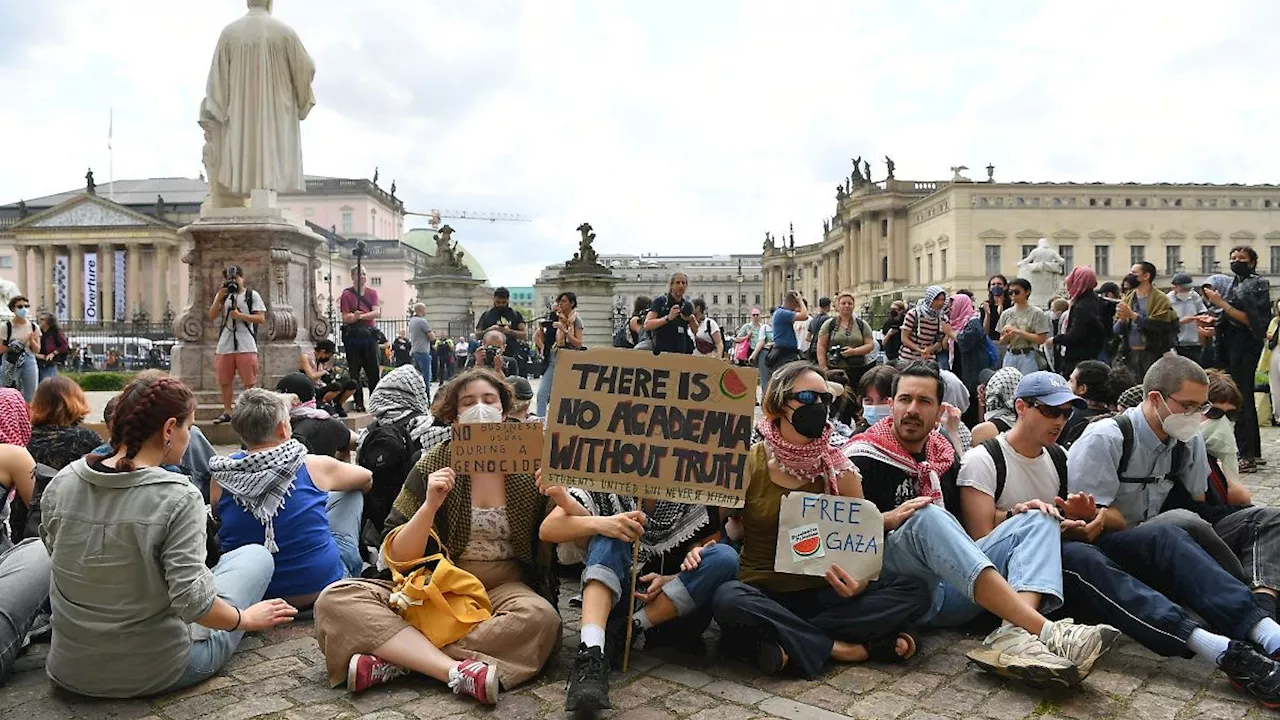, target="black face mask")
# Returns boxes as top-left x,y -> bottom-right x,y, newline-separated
788,402 -> 829,439
1231,261 -> 1252,278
